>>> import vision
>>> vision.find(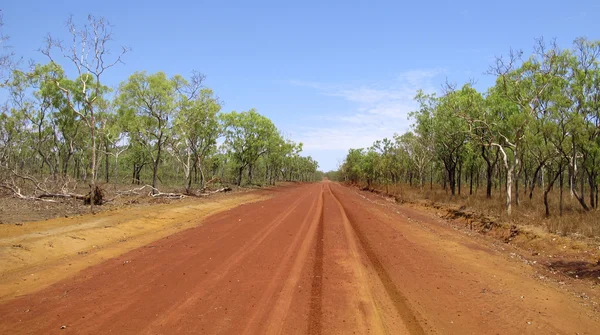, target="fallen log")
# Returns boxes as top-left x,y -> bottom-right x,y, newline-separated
199,187 -> 232,197
0,183 -> 58,203
116,185 -> 186,199
1,169 -> 86,203
37,193 -> 86,200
